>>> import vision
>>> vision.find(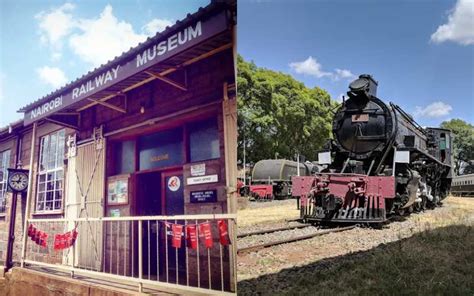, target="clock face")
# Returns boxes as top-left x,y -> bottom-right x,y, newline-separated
8,171 -> 28,192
